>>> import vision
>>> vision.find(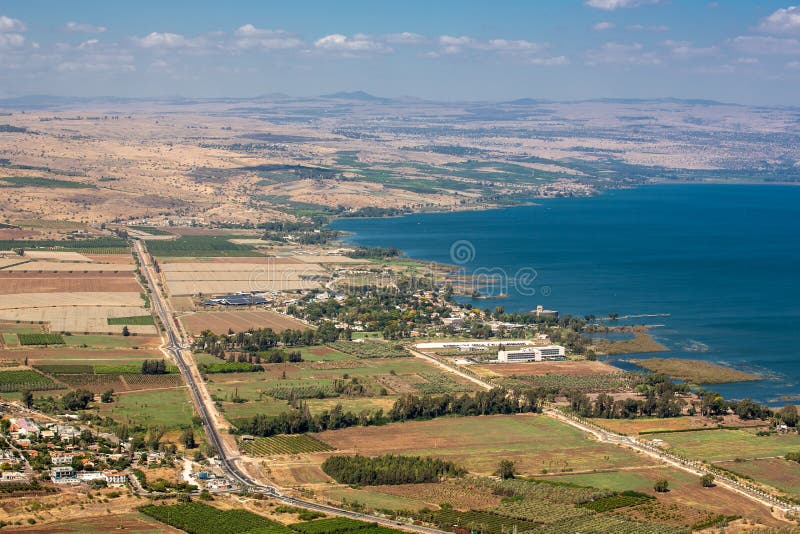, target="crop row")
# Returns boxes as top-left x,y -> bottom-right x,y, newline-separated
329,341 -> 409,359
499,373 -> 634,393
0,370 -> 62,392
241,434 -> 334,456
18,333 -> 65,346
